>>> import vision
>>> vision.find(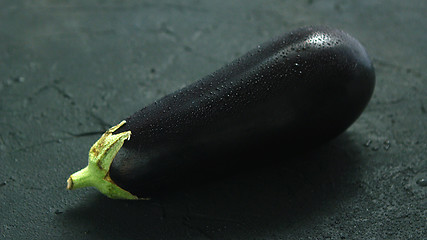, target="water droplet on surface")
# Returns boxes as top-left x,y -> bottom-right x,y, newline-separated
54,210 -> 64,215
14,76 -> 25,83
363,140 -> 372,147
383,140 -> 391,150
416,178 -> 427,187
